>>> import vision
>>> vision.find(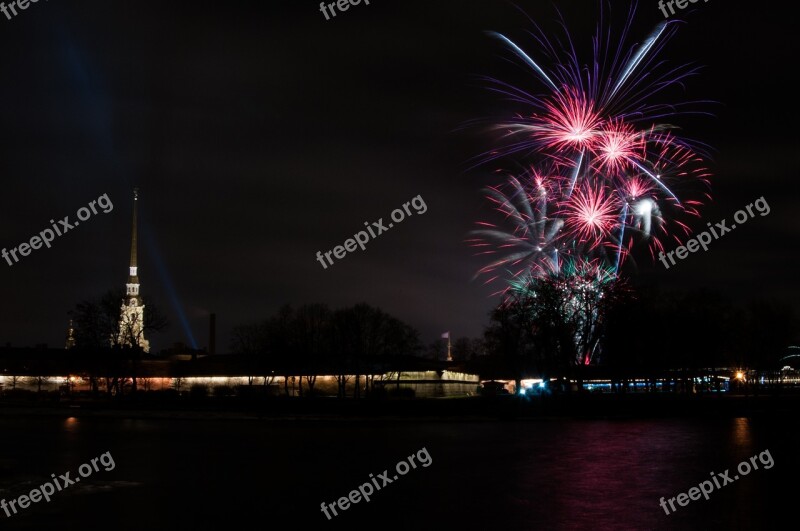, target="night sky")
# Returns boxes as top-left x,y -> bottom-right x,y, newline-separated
0,0 -> 797,352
